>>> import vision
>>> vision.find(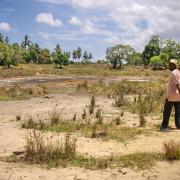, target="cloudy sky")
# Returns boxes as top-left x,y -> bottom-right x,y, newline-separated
0,0 -> 180,59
